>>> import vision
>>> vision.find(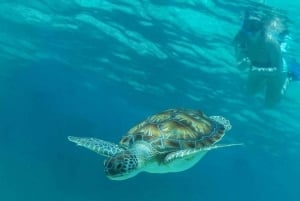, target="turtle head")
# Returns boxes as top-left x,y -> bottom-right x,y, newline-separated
104,150 -> 140,180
